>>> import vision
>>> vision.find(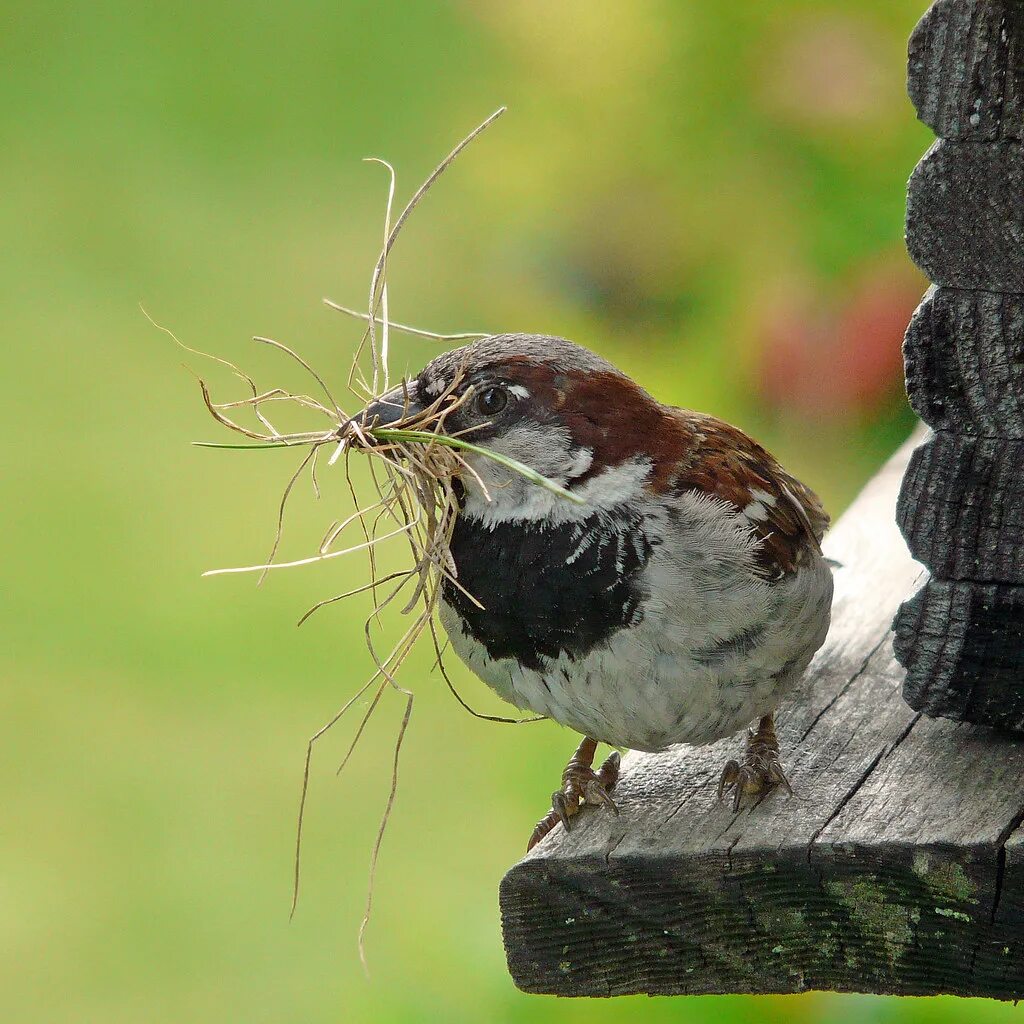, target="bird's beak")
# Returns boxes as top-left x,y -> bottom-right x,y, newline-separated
348,380 -> 424,431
